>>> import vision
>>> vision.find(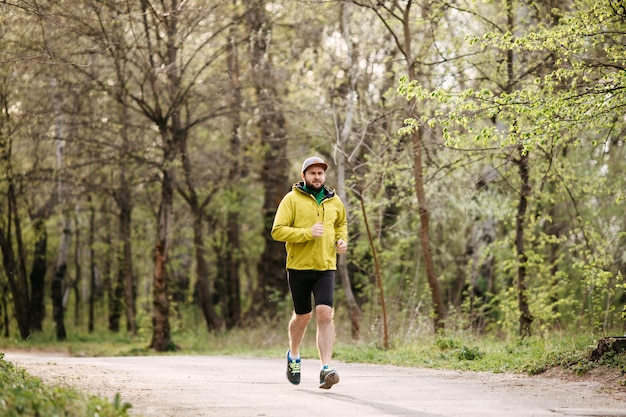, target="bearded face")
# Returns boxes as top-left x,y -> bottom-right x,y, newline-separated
302,165 -> 326,192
